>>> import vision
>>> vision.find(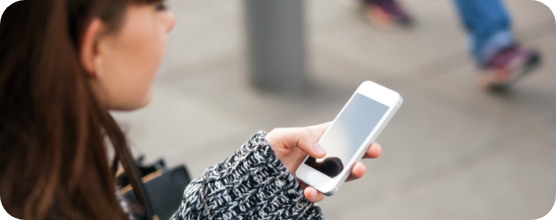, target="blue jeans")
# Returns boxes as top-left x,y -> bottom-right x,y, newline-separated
452,0 -> 515,66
